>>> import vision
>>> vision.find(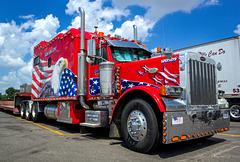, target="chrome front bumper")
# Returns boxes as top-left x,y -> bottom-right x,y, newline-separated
162,109 -> 230,144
